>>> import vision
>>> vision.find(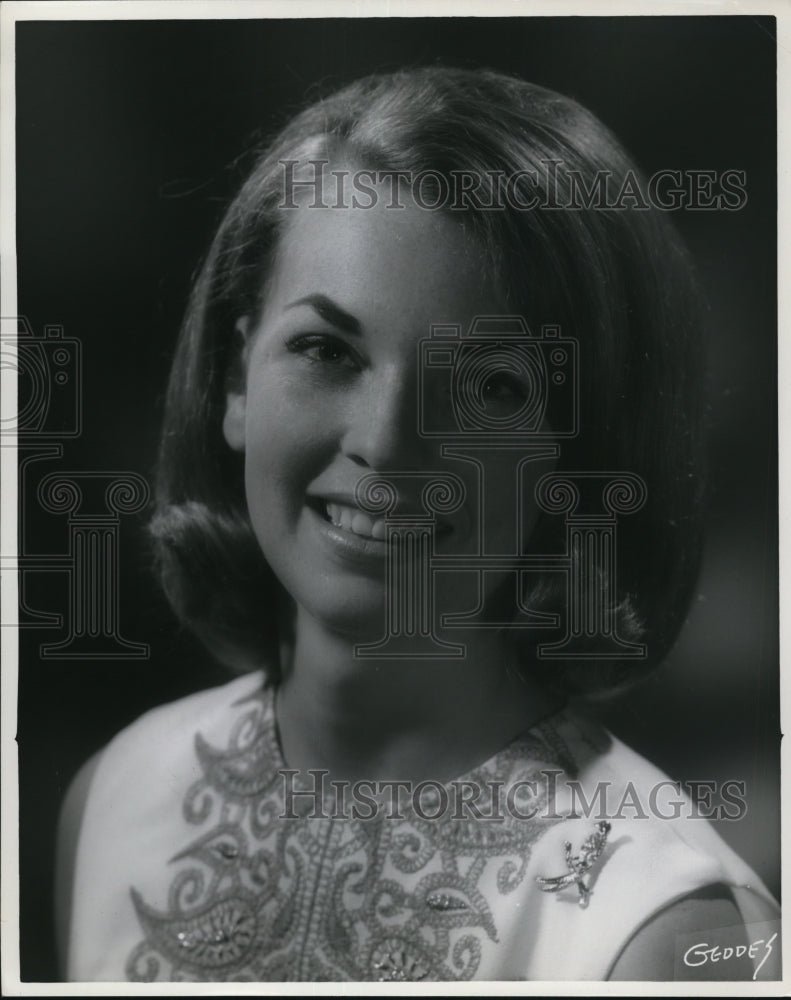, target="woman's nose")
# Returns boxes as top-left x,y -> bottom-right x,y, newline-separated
340,368 -> 428,471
